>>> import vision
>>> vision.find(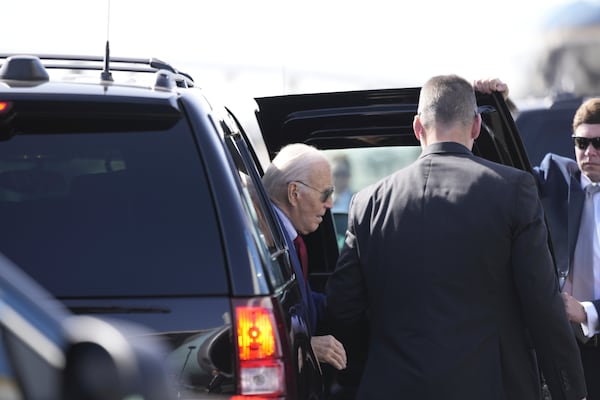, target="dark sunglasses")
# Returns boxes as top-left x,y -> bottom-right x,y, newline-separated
291,180 -> 335,203
573,136 -> 600,150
